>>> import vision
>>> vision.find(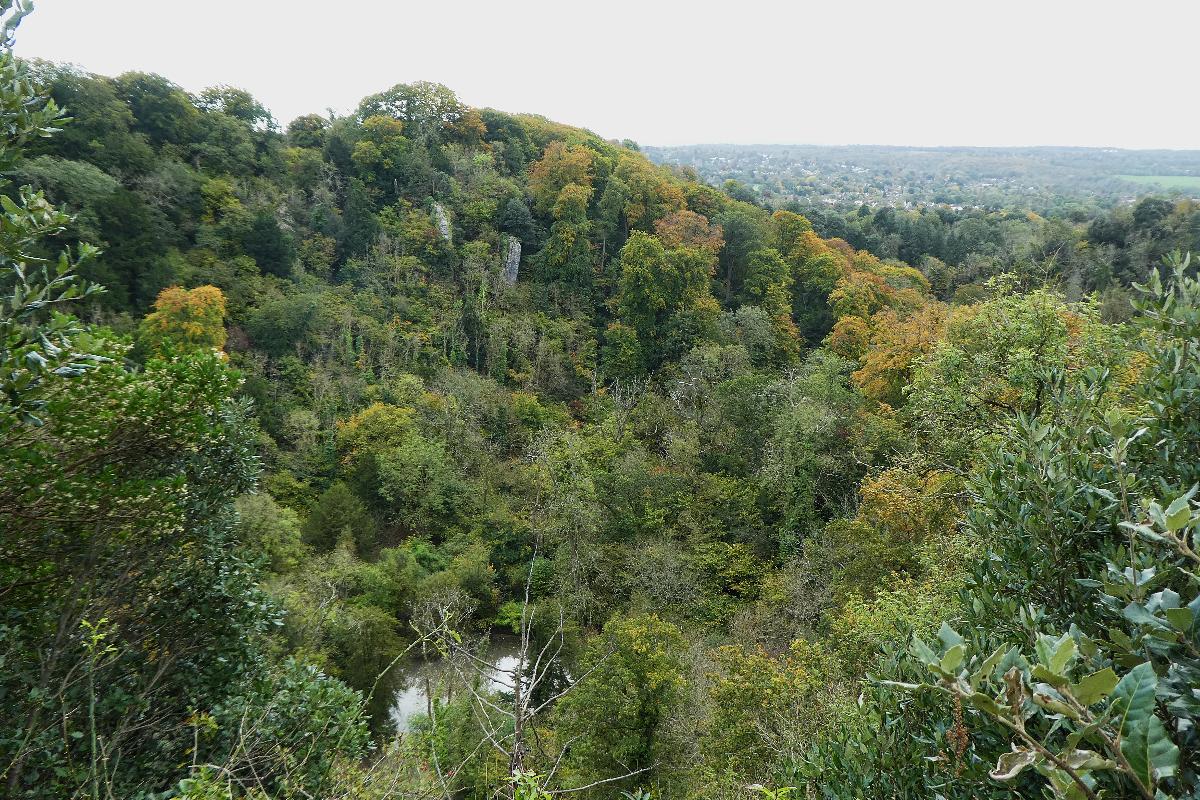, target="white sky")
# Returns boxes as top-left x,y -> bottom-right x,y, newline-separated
16,0 -> 1200,149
